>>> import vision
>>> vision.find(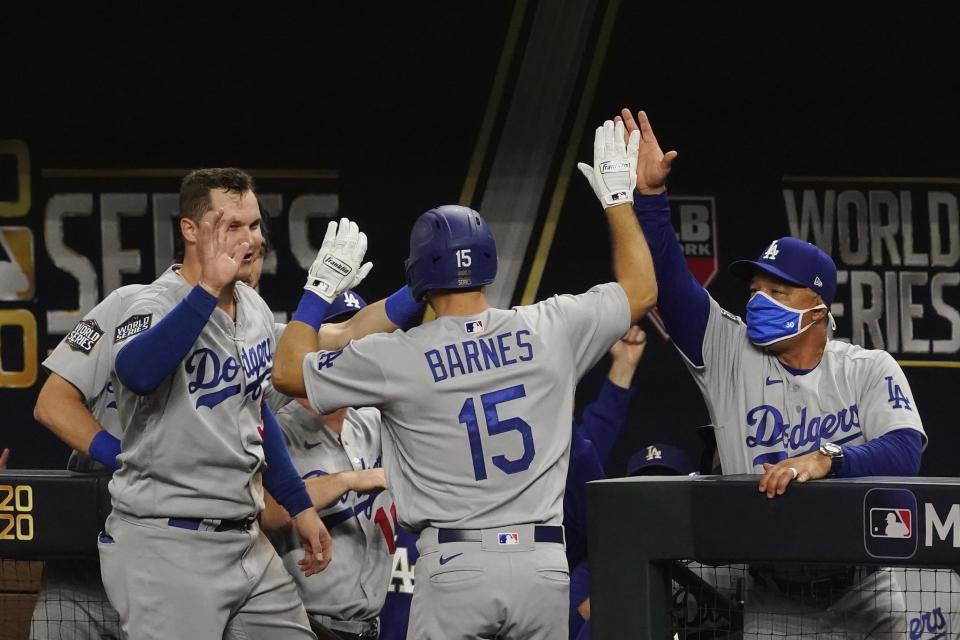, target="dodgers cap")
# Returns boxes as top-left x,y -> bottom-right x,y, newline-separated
729,237 -> 837,304
627,443 -> 695,476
